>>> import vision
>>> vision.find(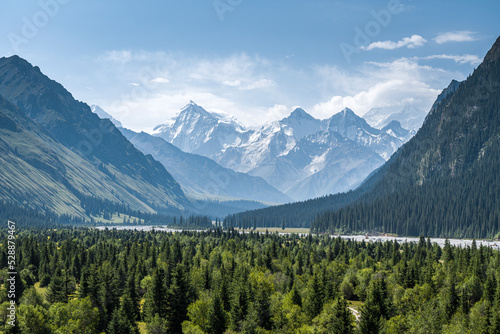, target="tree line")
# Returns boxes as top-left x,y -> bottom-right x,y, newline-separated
0,227 -> 500,333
